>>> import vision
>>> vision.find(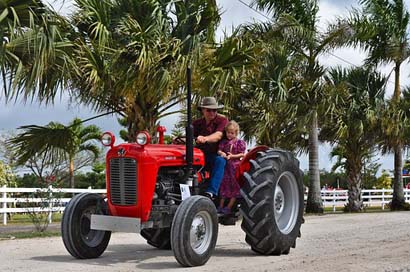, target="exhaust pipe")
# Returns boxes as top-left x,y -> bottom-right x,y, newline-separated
186,67 -> 194,174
